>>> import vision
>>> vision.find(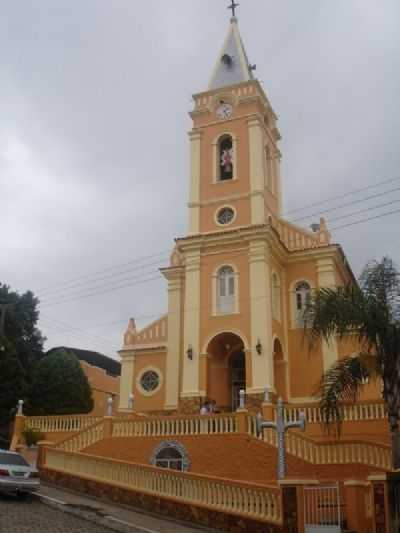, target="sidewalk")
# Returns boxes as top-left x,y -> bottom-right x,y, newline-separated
36,482 -> 219,533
